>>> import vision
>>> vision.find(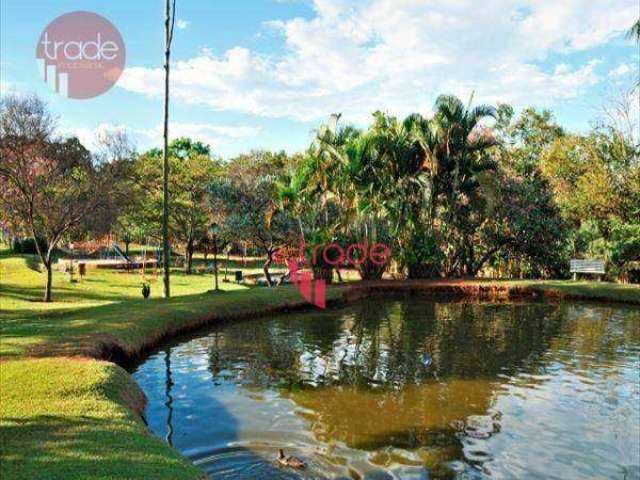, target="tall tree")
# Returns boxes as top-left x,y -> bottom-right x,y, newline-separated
162,0 -> 177,297
423,94 -> 498,275
133,138 -> 220,274
629,18 -> 640,41
0,95 -> 127,301
210,151 -> 297,286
